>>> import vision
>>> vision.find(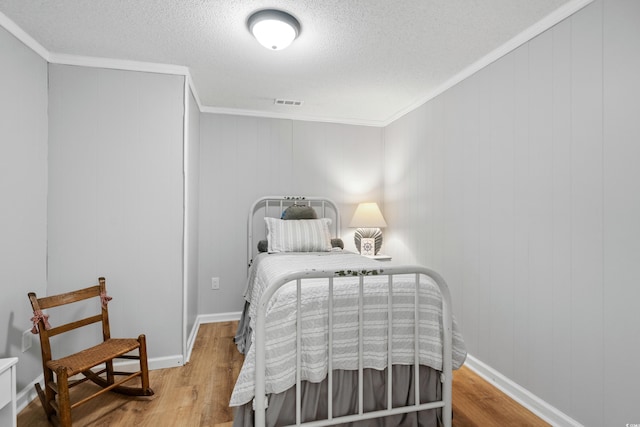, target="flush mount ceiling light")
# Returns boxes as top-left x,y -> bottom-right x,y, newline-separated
248,9 -> 300,51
